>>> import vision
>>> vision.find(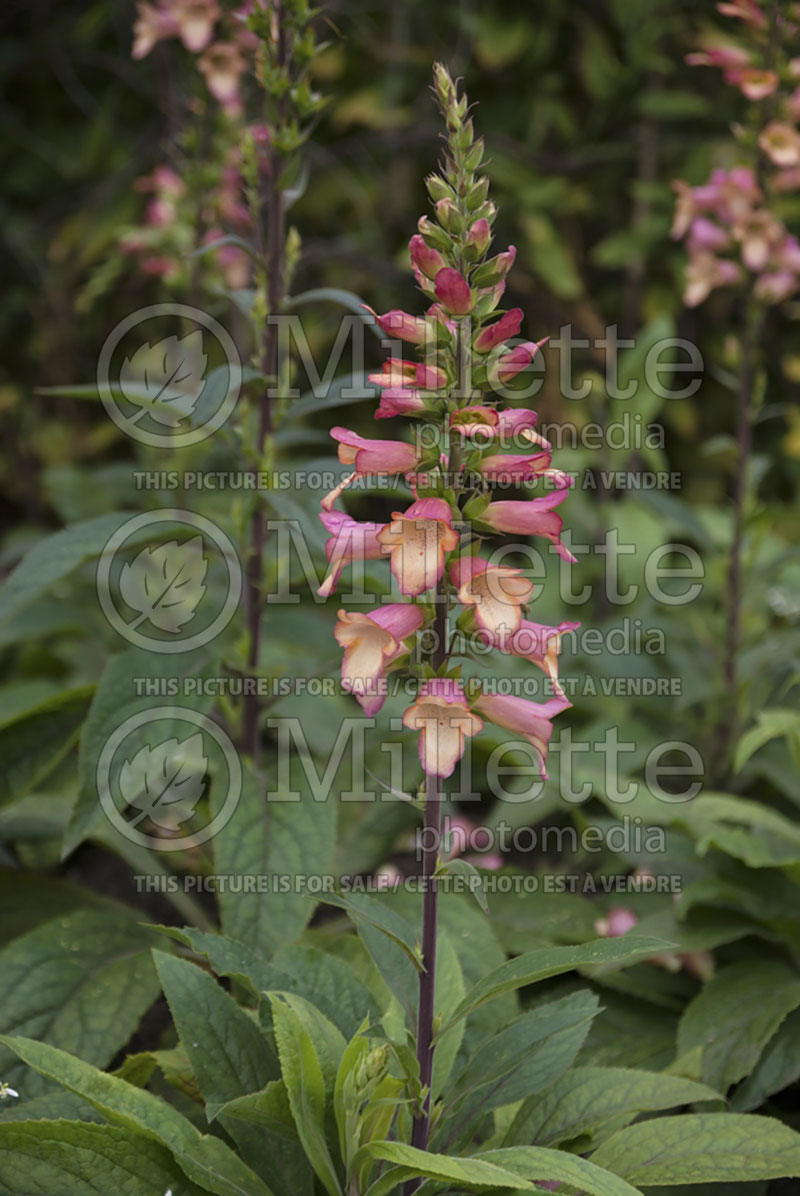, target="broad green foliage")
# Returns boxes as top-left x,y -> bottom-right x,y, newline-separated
0,911 -> 160,1097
